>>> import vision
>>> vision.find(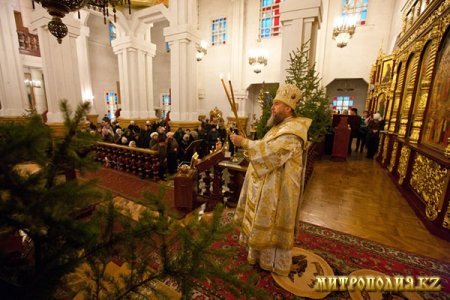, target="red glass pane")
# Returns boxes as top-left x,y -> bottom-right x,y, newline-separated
274,16 -> 279,26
